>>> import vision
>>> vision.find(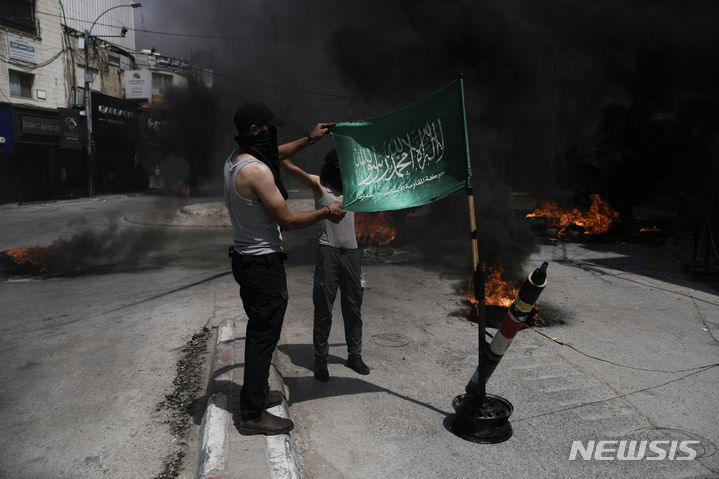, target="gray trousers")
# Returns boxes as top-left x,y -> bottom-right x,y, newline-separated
312,245 -> 364,359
